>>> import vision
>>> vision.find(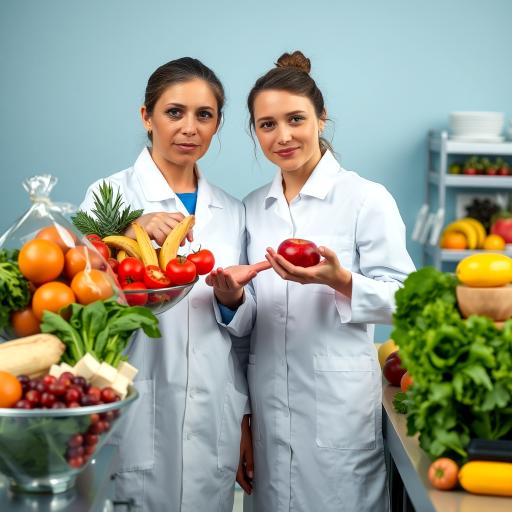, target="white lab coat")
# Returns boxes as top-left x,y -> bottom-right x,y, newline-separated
81,148 -> 254,512
241,150 -> 415,512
